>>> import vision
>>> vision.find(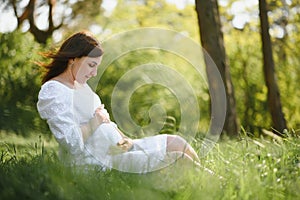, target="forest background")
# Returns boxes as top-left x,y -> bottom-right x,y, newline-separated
0,0 -> 299,138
